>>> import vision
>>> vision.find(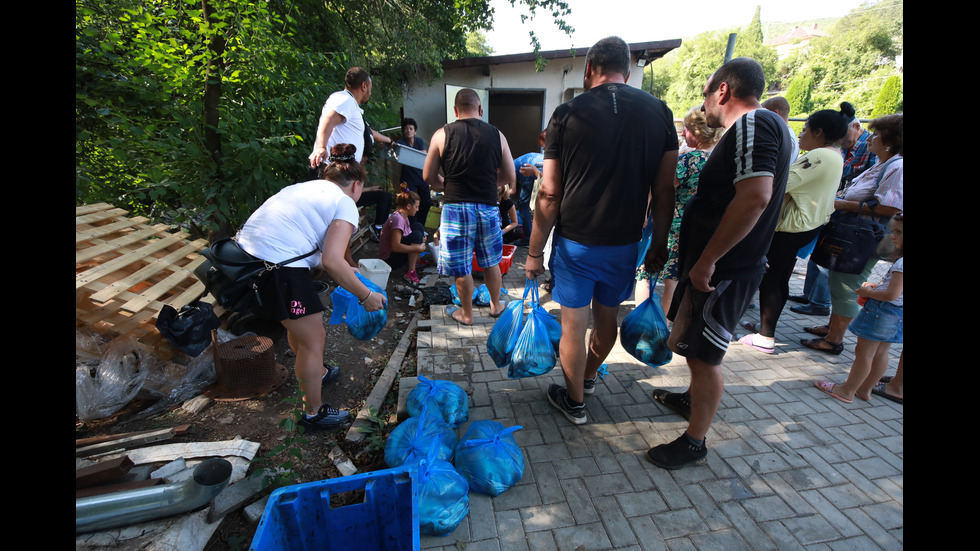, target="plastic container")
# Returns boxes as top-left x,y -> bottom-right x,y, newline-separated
251,465 -> 420,551
394,143 -> 426,169
358,258 -> 392,291
425,206 -> 442,230
473,244 -> 516,275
